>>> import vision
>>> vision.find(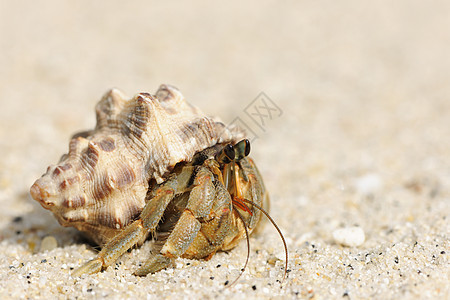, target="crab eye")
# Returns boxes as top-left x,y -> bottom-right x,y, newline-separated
233,139 -> 250,161
223,144 -> 235,160
217,144 -> 235,164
